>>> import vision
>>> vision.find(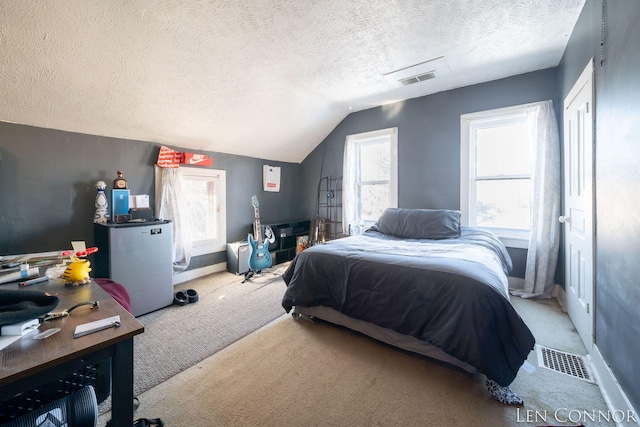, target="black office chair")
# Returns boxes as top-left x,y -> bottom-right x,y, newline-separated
2,385 -> 97,427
